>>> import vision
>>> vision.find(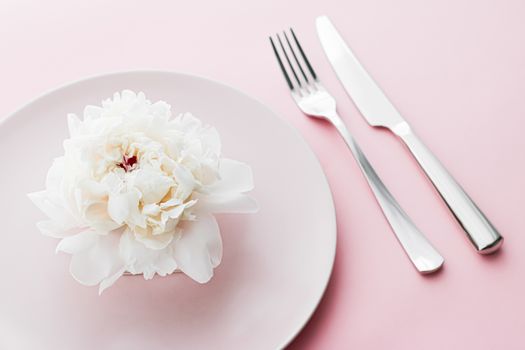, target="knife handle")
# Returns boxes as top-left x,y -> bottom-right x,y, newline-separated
394,122 -> 503,253
330,116 -> 444,273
